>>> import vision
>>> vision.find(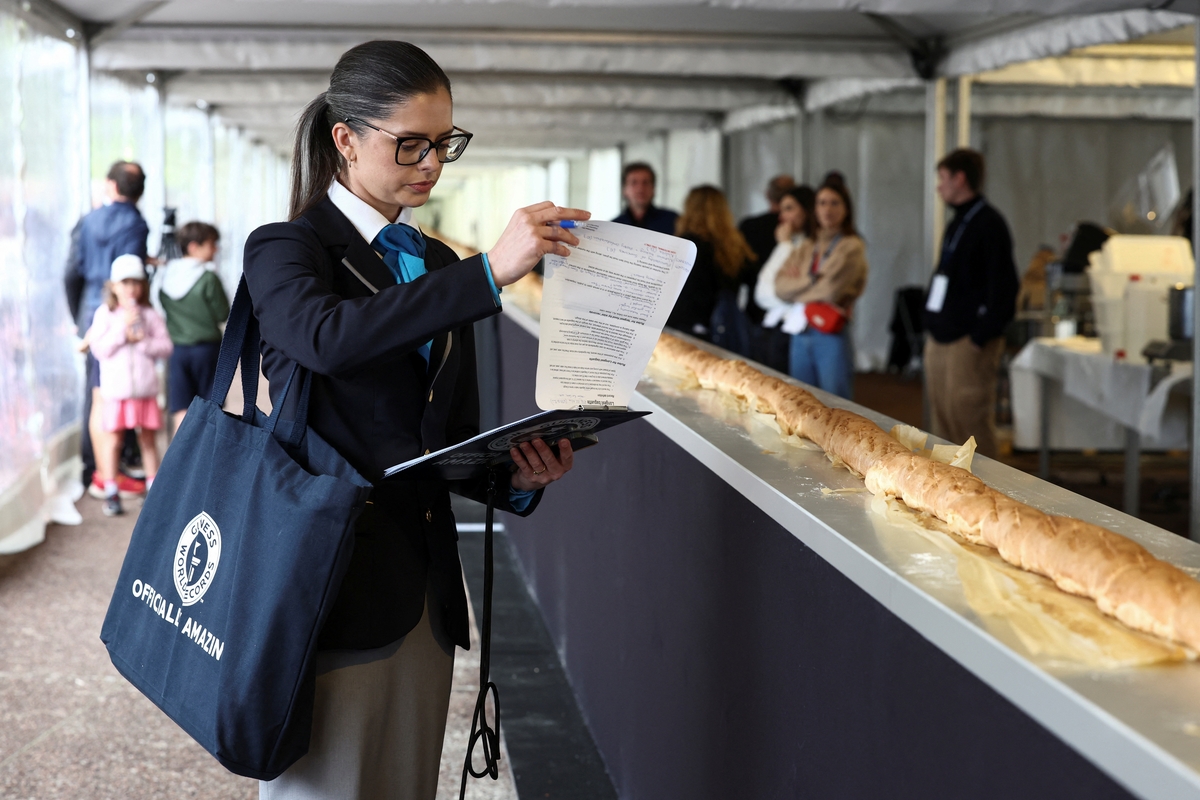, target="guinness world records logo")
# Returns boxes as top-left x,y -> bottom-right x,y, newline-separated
488,417 -> 600,452
173,511 -> 222,606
